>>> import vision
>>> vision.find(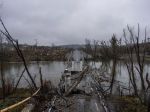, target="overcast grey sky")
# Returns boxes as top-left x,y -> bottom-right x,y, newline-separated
0,0 -> 150,45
